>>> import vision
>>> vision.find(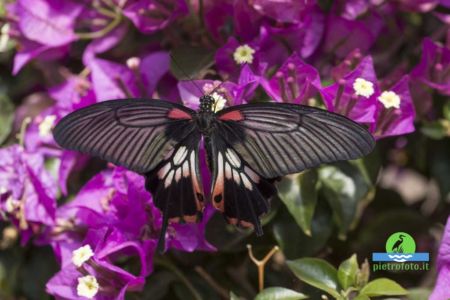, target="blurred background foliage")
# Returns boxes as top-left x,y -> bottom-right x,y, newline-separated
0,0 -> 449,299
